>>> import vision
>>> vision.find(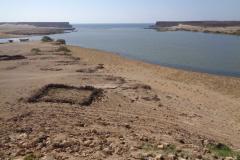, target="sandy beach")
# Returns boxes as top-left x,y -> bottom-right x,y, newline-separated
1,41 -> 240,159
